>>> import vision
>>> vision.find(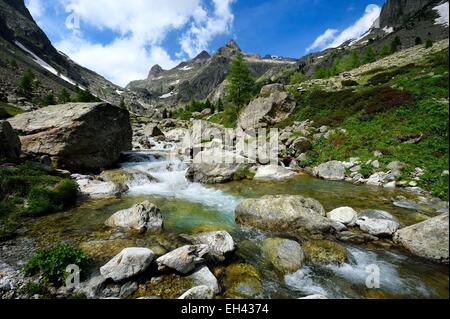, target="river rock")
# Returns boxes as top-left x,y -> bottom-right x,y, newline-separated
143,124 -> 164,137
290,137 -> 312,154
156,245 -> 209,274
254,165 -> 298,181
100,248 -> 155,282
327,207 -> 358,226
366,172 -> 391,186
7,102 -> 132,172
393,213 -> 449,264
187,266 -> 220,294
0,120 -> 21,163
263,238 -> 305,274
299,294 -> 328,299
105,201 -> 163,233
119,281 -> 138,299
178,286 -> 215,299
392,196 -> 418,210
223,263 -> 263,299
356,217 -> 400,237
313,161 -> 346,181
186,149 -> 251,183
181,231 -> 235,262
238,91 -> 296,129
303,240 -> 348,265
76,177 -> 127,199
235,195 -> 333,235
